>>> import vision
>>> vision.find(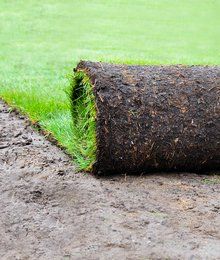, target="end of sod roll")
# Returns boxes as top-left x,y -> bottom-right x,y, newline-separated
70,68 -> 97,171
71,61 -> 220,175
